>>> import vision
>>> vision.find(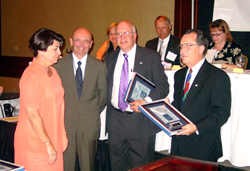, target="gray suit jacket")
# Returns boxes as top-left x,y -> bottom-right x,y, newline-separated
105,45 -> 169,136
54,54 -> 107,140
